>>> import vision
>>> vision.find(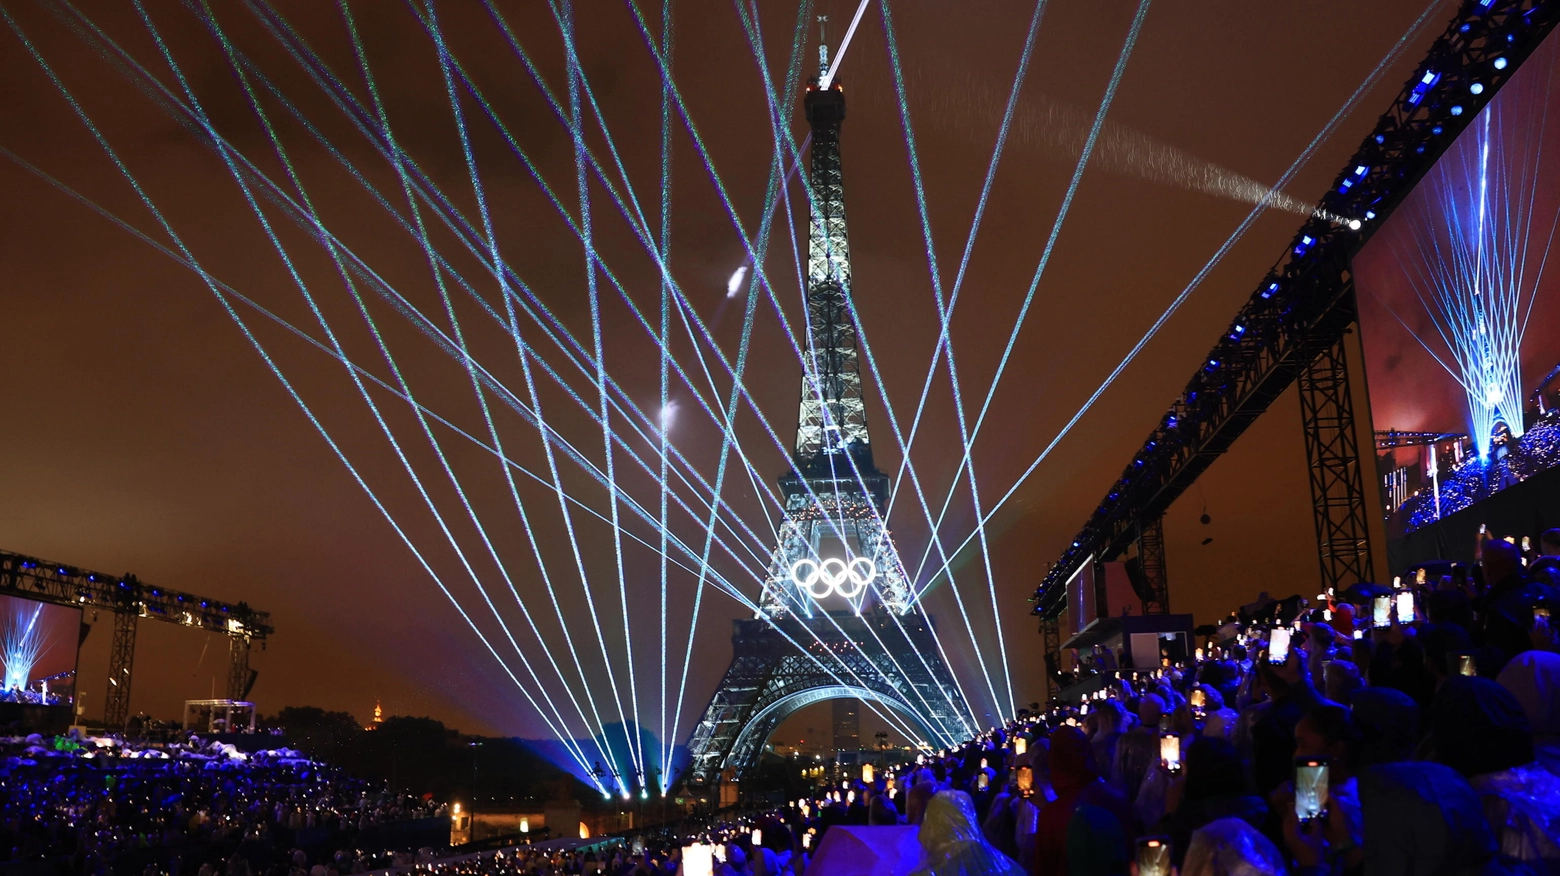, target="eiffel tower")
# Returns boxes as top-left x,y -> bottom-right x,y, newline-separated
683,39 -> 971,786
